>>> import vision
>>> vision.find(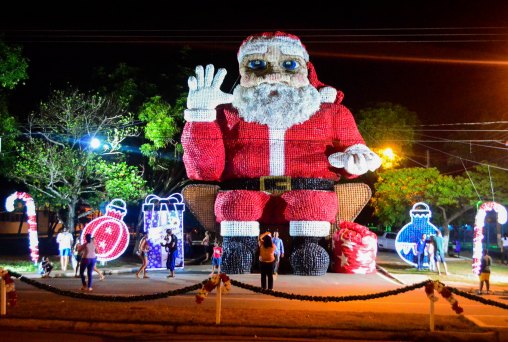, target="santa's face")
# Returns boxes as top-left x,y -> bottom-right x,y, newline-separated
239,46 -> 309,88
